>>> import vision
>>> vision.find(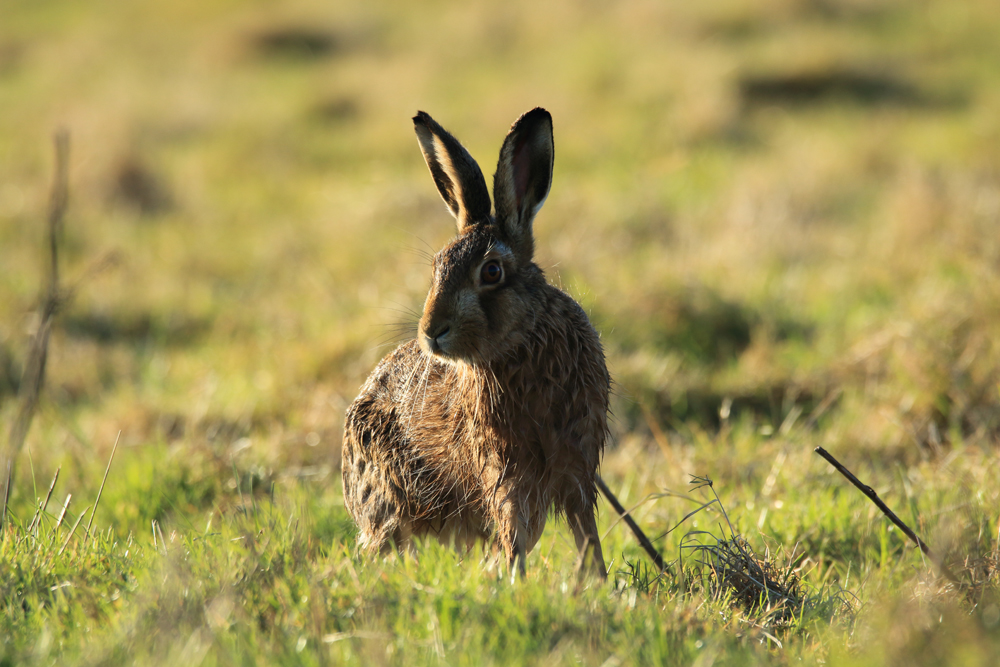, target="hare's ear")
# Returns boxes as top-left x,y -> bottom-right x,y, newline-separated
492,108 -> 553,259
413,111 -> 492,233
